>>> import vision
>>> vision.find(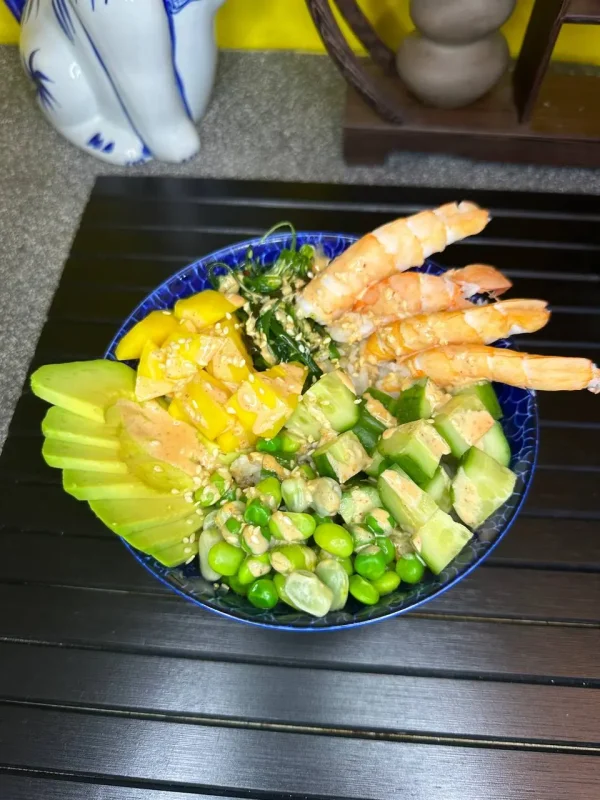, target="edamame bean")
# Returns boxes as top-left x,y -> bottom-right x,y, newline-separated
309,478 -> 342,516
284,570 -> 333,618
281,478 -> 311,512
396,553 -> 426,584
207,540 -> 244,577
376,535 -> 396,565
273,572 -> 297,608
315,559 -> 349,611
240,524 -> 270,555
270,544 -> 317,574
198,528 -> 223,581
317,550 -> 354,576
296,463 -> 316,480
314,523 -> 353,558
196,483 -> 221,507
371,570 -> 401,596
269,511 -> 316,542
354,546 -> 387,581
350,524 -> 374,552
256,476 -> 282,509
237,553 -> 271,585
226,575 -> 248,596
349,574 -> 380,606
247,578 -> 279,609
